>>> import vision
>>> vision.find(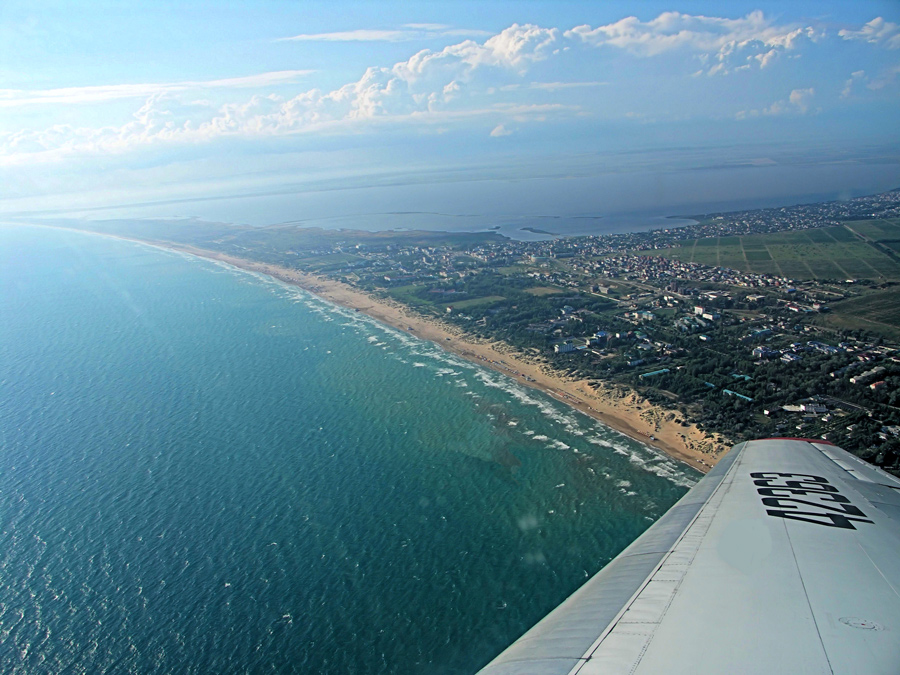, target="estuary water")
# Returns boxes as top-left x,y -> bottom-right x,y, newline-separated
0,225 -> 697,674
